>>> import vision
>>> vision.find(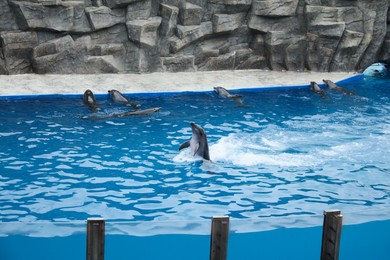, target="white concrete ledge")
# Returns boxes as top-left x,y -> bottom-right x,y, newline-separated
0,70 -> 356,96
